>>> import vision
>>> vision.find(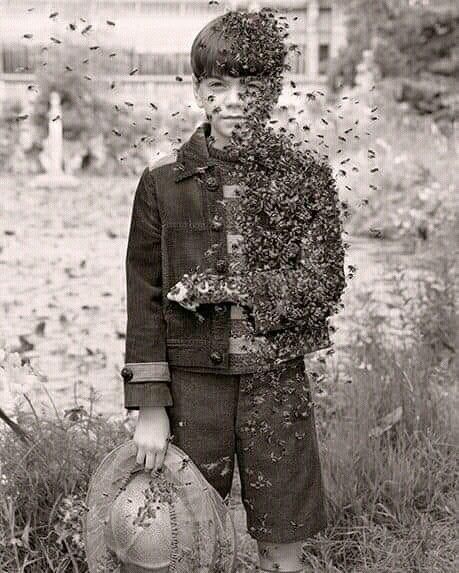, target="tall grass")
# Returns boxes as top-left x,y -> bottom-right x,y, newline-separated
297,228 -> 457,572
0,391 -> 131,572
